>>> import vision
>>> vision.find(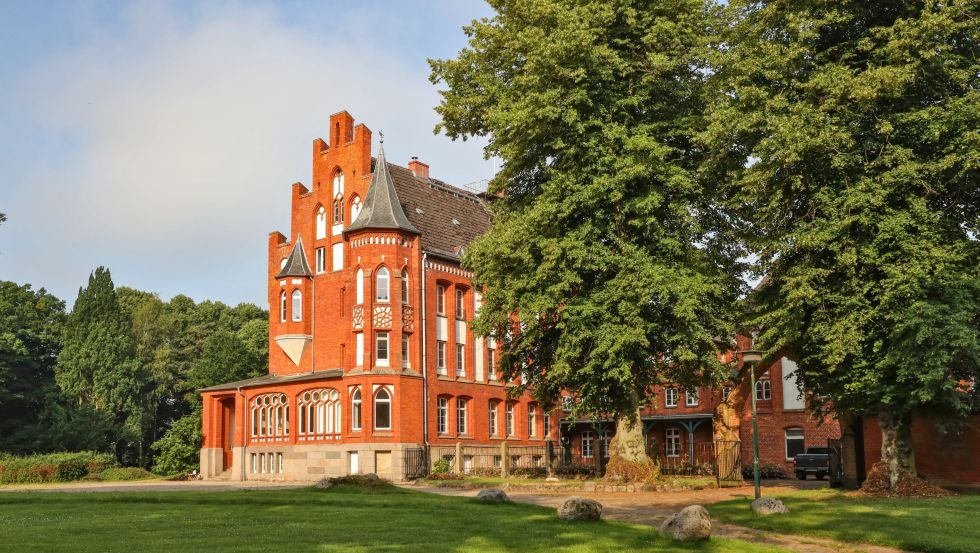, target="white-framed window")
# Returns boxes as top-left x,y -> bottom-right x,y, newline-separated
350,387 -> 362,431
315,247 -> 326,274
488,400 -> 499,436
401,269 -> 409,304
527,405 -> 536,438
401,334 -> 410,369
436,341 -> 447,375
455,343 -> 465,377
505,403 -> 515,437
487,347 -> 496,380
355,268 -> 364,304
291,290 -> 302,322
350,194 -> 362,223
600,434 -> 610,458
543,412 -> 551,437
437,397 -> 448,434
332,195 -> 344,225
355,332 -> 364,366
436,285 -> 446,315
316,206 -> 327,239
665,388 -> 678,408
722,386 -> 732,401
756,378 -> 772,400
376,267 -> 390,302
279,291 -> 287,322
333,170 -> 344,196
686,389 -> 699,407
455,288 -> 466,320
297,388 -> 341,438
666,427 -> 681,457
250,393 -> 289,439
277,452 -> 284,474
561,396 -> 573,411
456,399 -> 468,435
785,428 -> 805,460
582,430 -> 594,458
376,331 -> 389,366
373,387 -> 391,431
332,242 -> 344,271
